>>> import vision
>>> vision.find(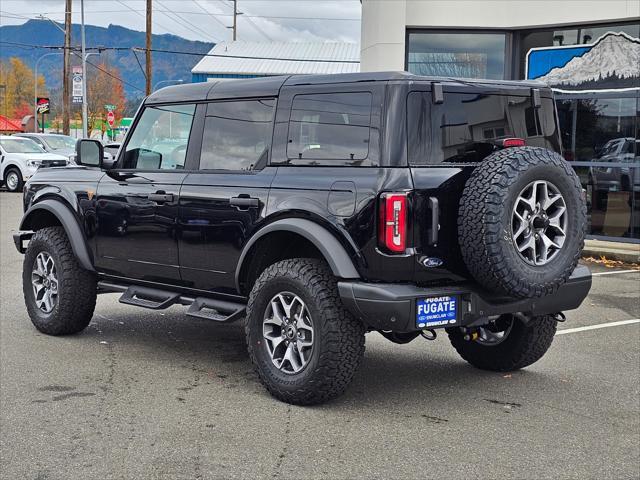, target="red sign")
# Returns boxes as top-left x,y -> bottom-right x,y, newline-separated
106,111 -> 115,128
